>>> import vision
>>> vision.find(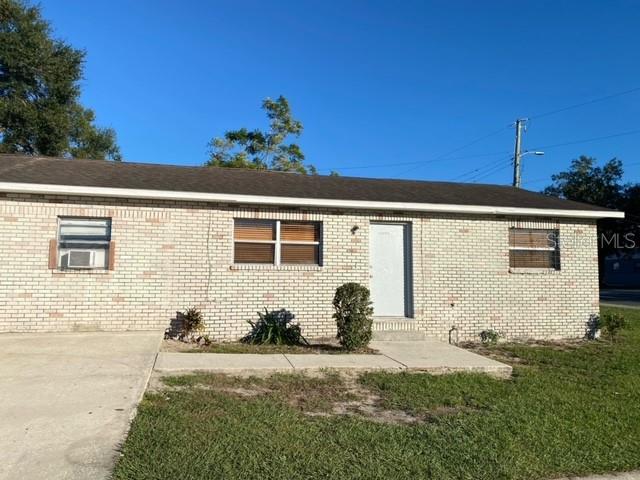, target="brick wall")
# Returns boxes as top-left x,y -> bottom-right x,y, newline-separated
0,193 -> 599,341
